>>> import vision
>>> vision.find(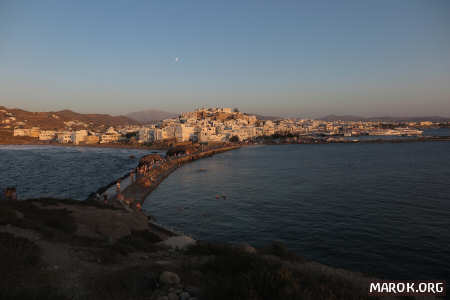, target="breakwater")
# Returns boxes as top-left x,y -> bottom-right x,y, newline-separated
105,145 -> 240,211
257,135 -> 450,145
